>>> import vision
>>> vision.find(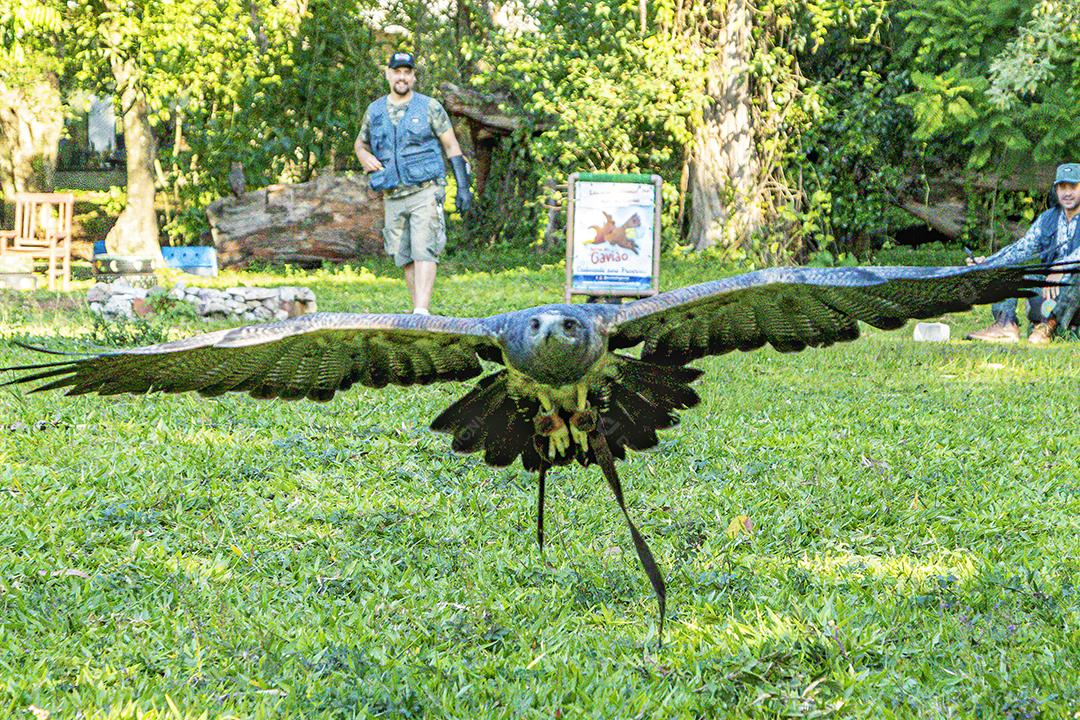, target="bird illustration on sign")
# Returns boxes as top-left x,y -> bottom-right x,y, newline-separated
587,212 -> 641,254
